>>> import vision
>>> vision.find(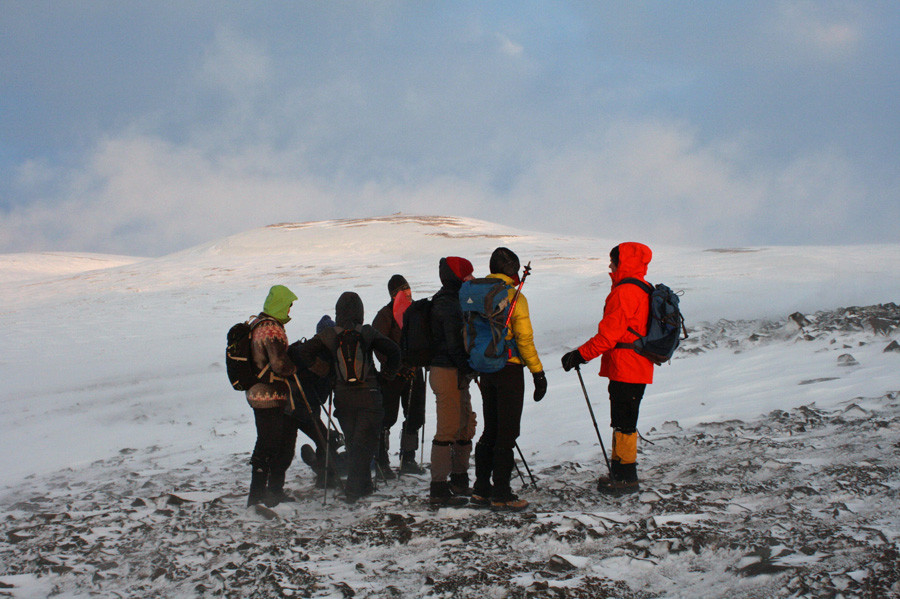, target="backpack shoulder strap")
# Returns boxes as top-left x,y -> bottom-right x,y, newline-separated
613,279 -> 652,350
318,326 -> 338,352
616,278 -> 653,294
249,315 -> 279,331
359,324 -> 378,348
